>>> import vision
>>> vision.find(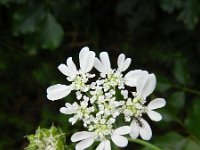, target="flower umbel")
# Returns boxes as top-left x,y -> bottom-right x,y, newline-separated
46,47 -> 166,150
25,125 -> 66,150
